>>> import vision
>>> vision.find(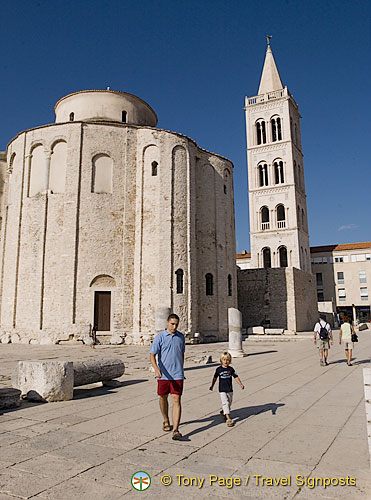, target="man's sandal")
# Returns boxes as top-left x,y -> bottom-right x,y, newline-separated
226,420 -> 234,427
163,422 -> 171,432
172,430 -> 183,440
